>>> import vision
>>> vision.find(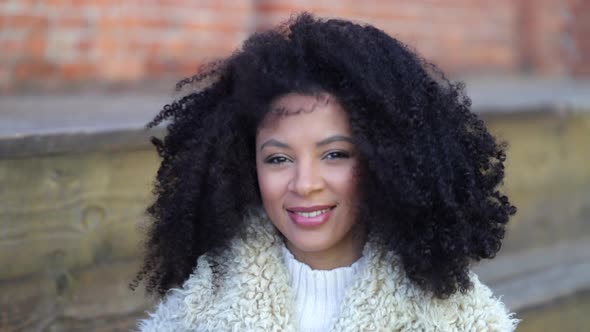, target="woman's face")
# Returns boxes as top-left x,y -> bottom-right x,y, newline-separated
256,92 -> 364,269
